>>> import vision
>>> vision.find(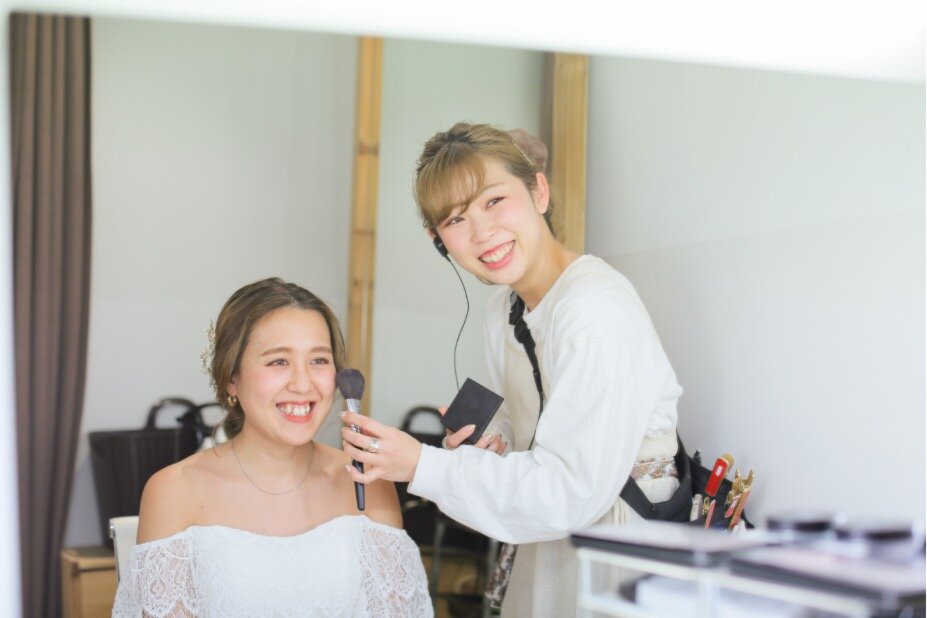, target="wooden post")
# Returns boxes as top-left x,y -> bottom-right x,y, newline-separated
346,37 -> 383,414
549,53 -> 588,254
